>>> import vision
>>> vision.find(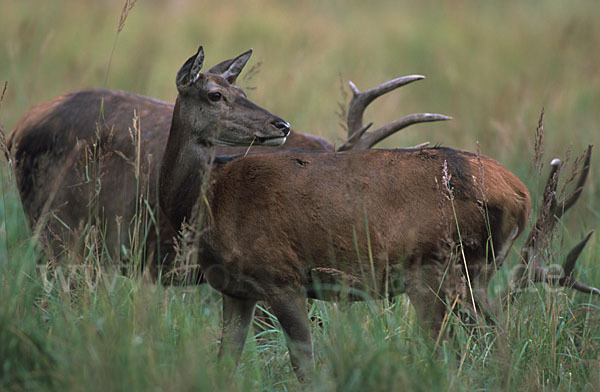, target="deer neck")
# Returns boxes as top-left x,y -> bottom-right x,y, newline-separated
159,98 -> 220,230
